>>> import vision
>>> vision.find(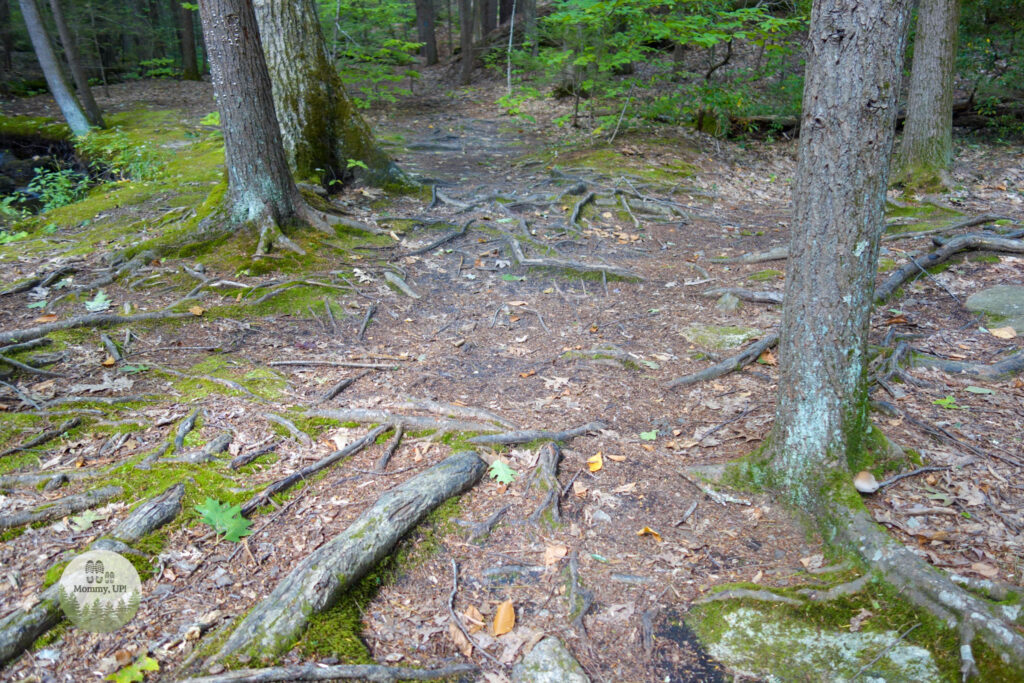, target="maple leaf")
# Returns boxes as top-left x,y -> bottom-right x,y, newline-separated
107,656 -> 159,683
488,460 -> 517,485
85,289 -> 112,312
195,498 -> 252,542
